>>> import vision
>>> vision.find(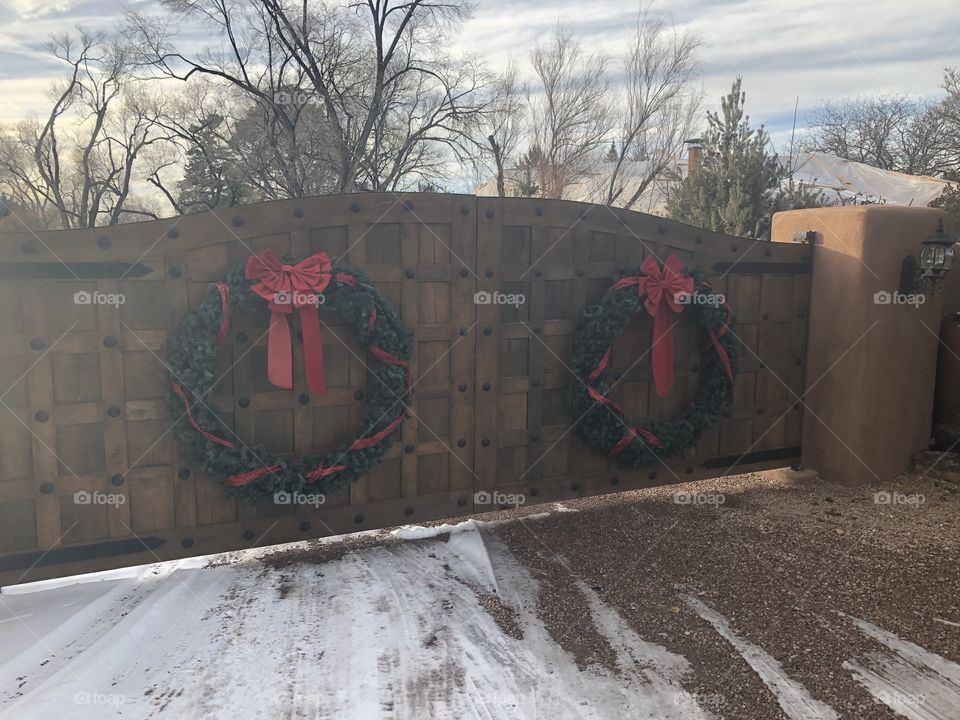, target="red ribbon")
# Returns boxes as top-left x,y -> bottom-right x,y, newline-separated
172,382 -> 236,449
215,283 -> 231,348
245,250 -> 336,396
613,255 -> 694,398
224,465 -> 282,488
305,463 -> 348,484
702,282 -> 734,384
610,426 -> 661,456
